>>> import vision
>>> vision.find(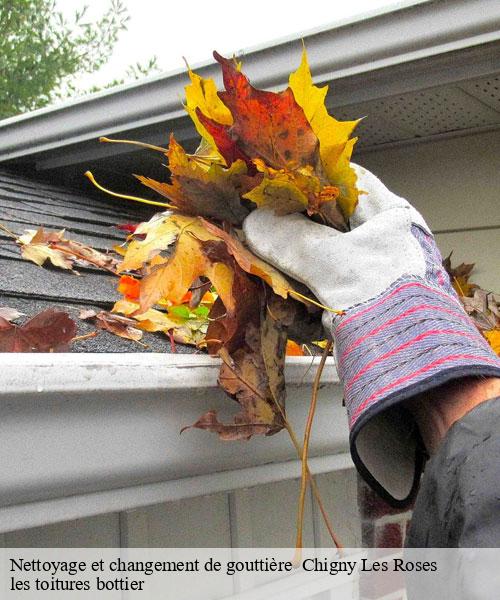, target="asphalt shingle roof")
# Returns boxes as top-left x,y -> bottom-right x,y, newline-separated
0,170 -> 196,353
